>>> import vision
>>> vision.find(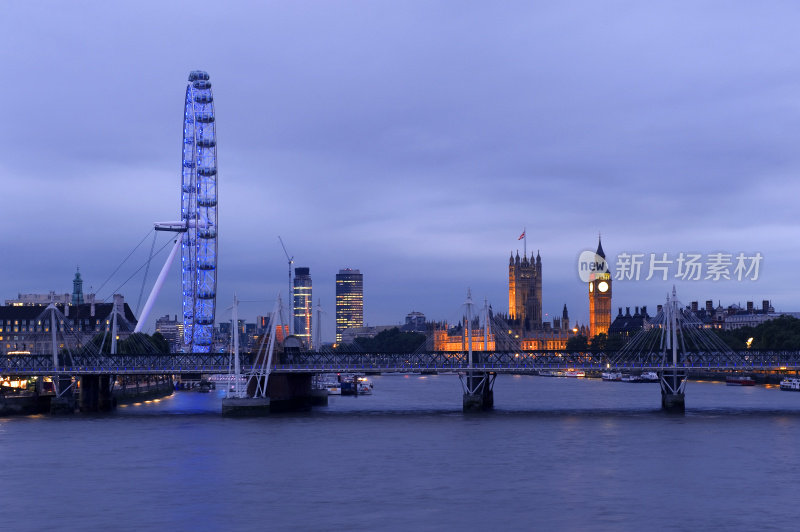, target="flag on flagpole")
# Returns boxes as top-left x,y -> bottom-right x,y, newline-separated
518,231 -> 525,240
